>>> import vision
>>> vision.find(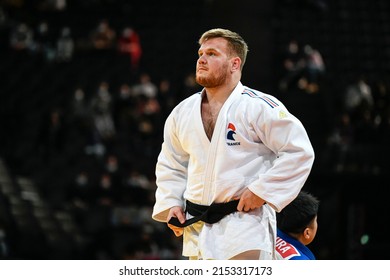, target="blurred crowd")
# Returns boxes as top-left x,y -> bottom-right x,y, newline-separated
0,0 -> 389,260
0,0 -> 203,260
278,38 -> 390,175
